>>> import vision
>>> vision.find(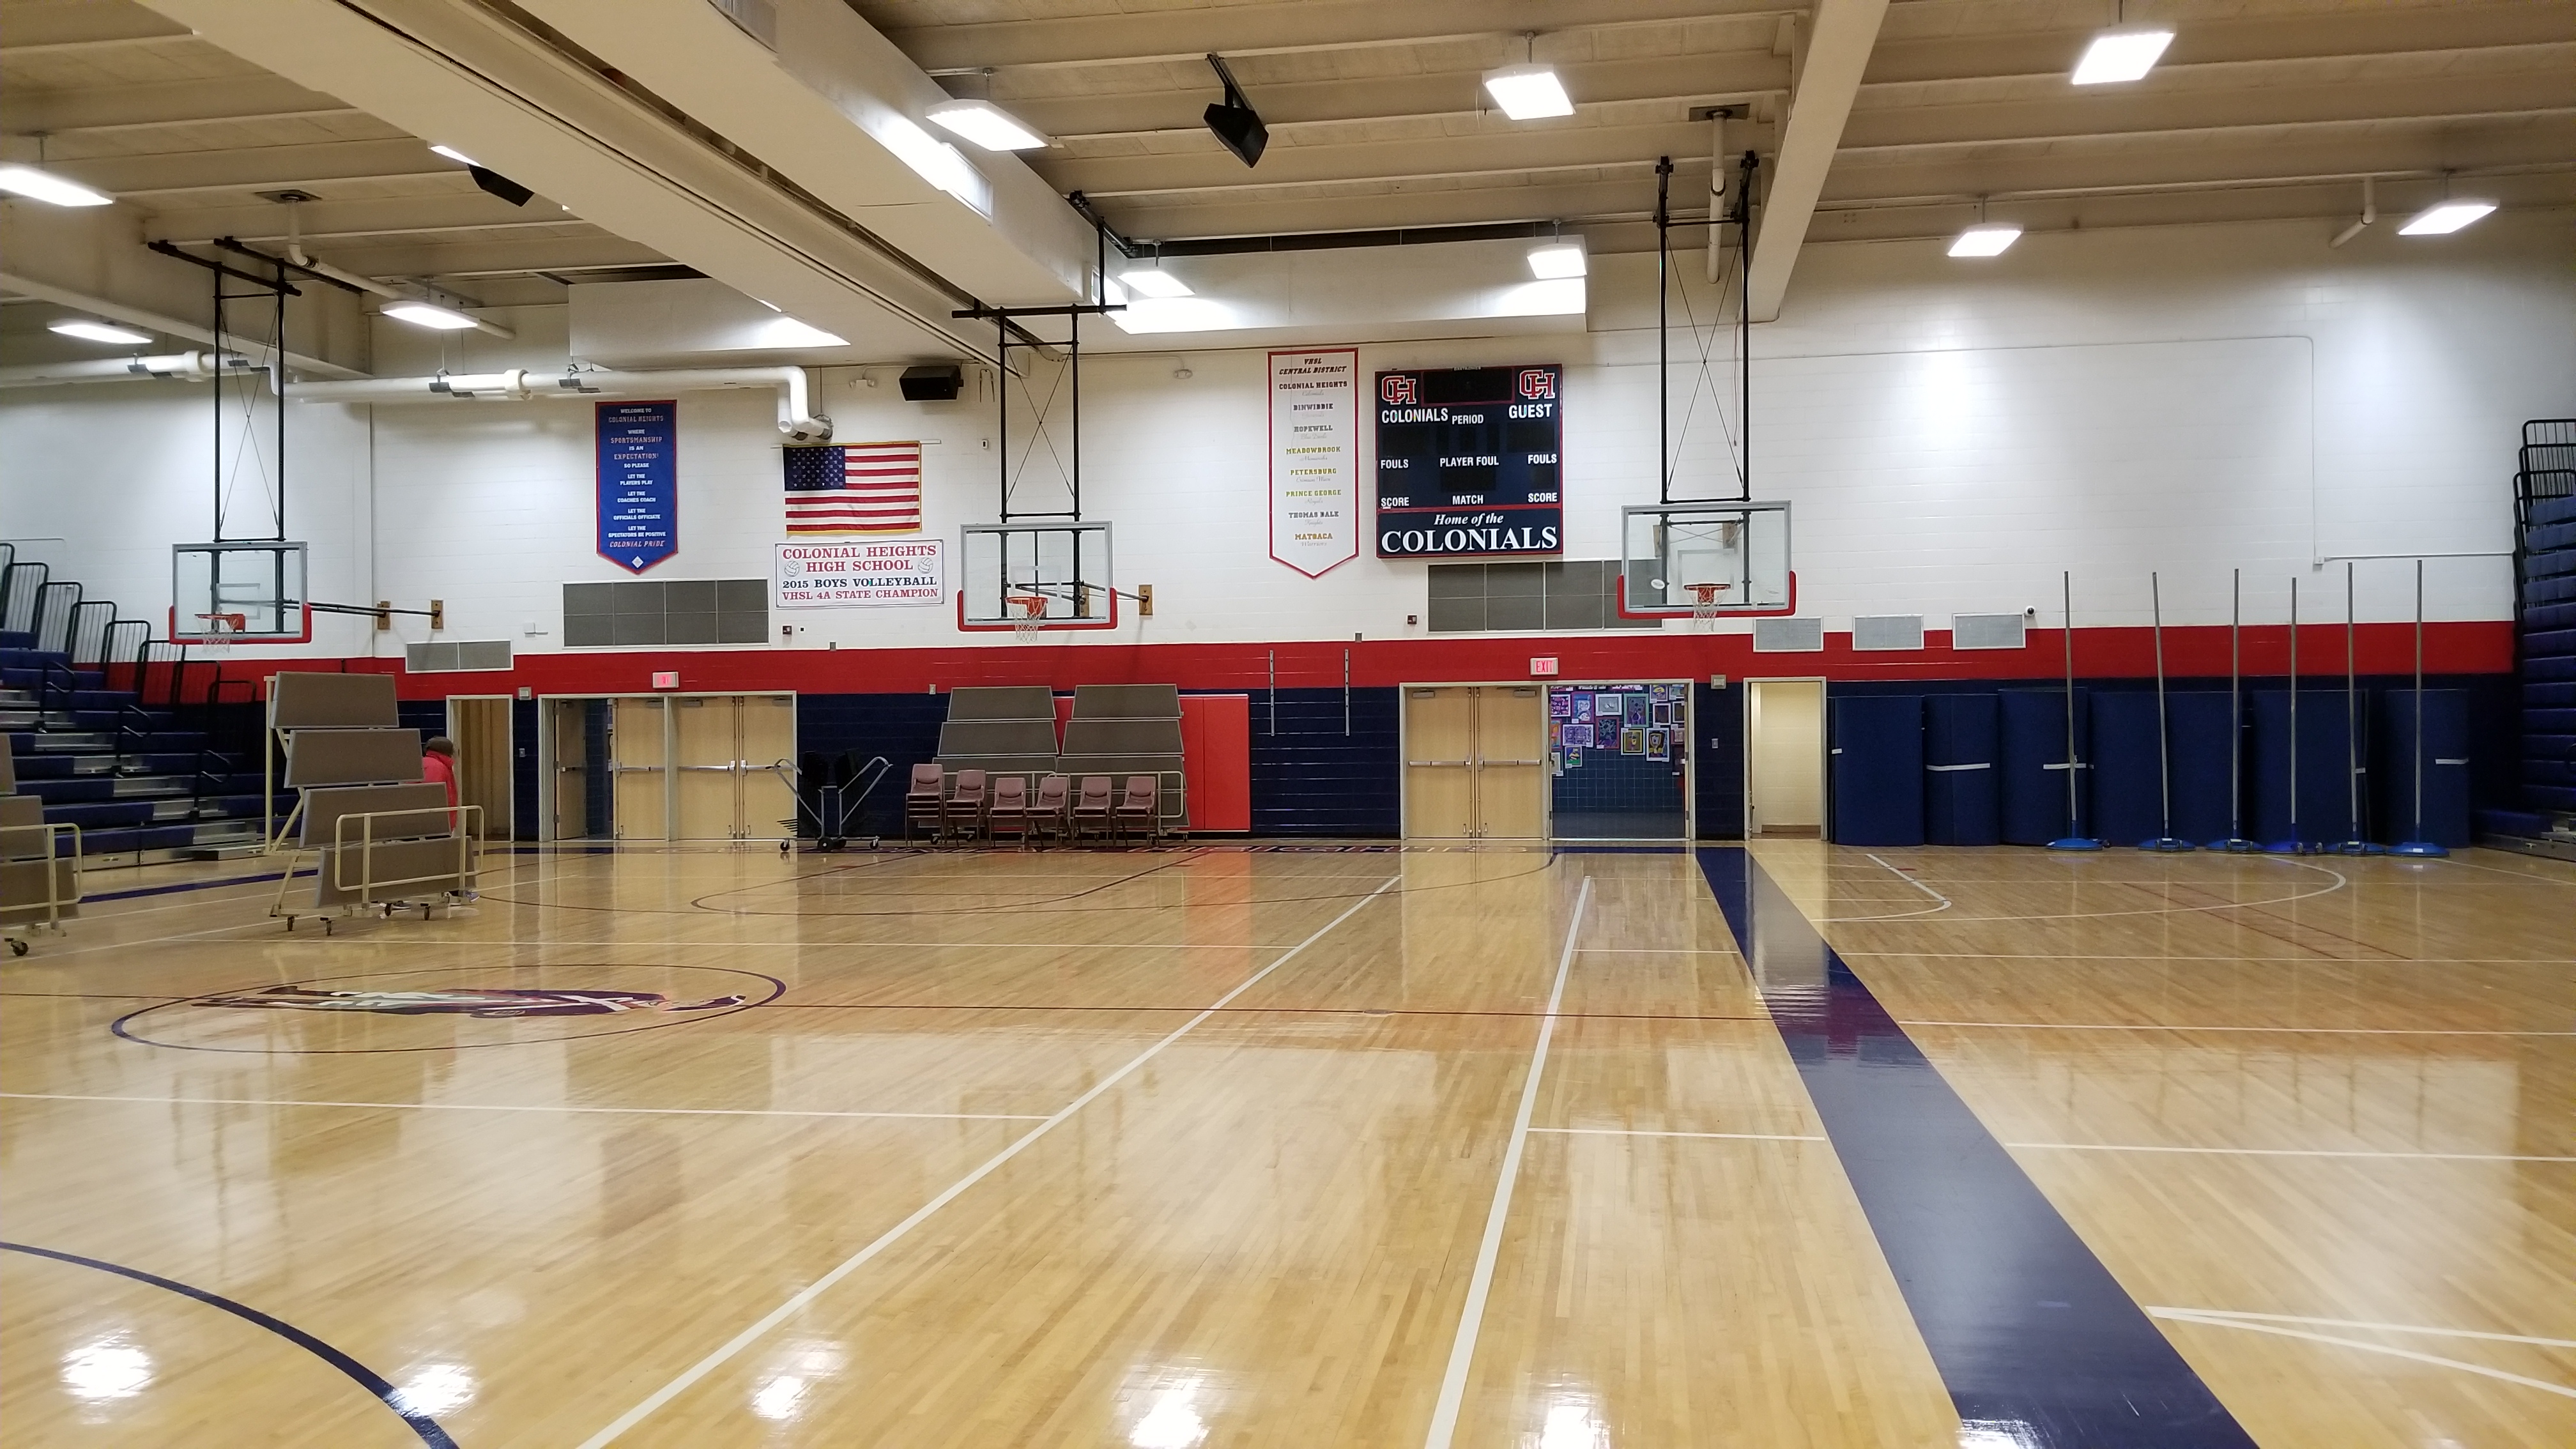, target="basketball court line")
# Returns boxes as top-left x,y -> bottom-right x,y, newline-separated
1420,874 -> 1593,1449
1528,1126 -> 1824,1143
1811,854 -> 1953,921
2145,1308 -> 2576,1399
2005,1141 -> 2576,1163
1843,951 -> 2568,963
570,873 -> 1402,1449
1903,1020 -> 2576,1036
0,1092 -> 1050,1122
1818,859 -> 2349,924
2140,1309 -> 2576,1350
